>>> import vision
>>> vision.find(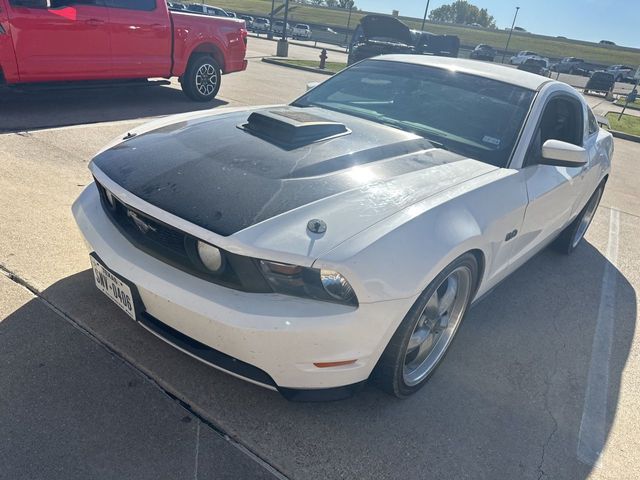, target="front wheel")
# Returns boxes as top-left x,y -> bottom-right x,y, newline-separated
373,253 -> 478,398
181,55 -> 221,102
553,184 -> 604,255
